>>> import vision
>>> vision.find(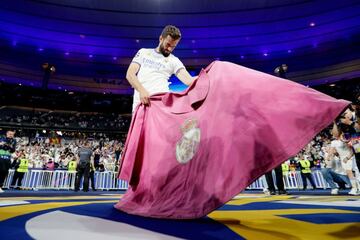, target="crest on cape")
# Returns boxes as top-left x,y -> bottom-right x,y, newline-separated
175,119 -> 201,164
